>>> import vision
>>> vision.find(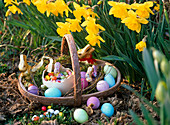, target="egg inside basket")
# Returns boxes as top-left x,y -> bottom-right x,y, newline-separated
42,62 -> 74,95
